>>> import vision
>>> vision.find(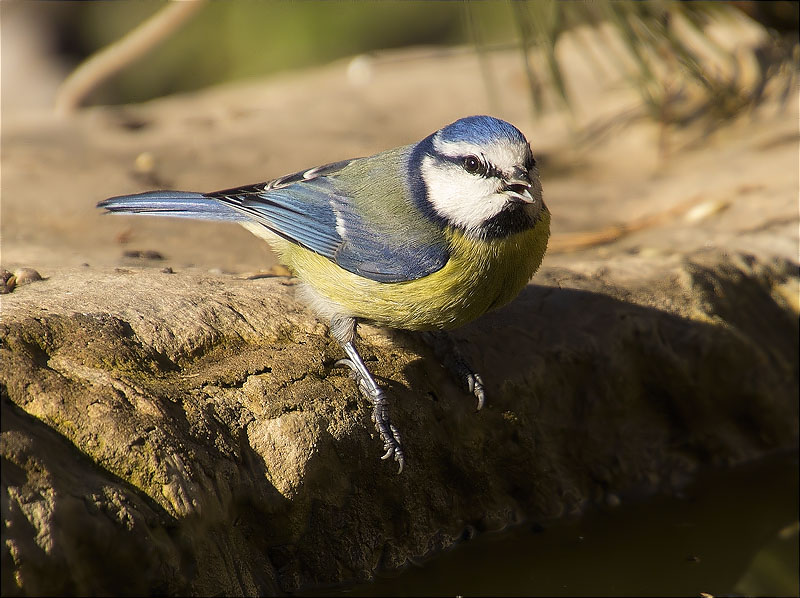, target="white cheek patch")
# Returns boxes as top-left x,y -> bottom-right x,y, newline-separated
421,155 -> 507,231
